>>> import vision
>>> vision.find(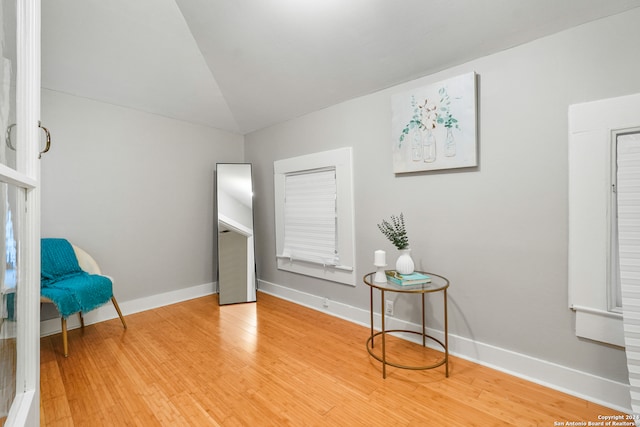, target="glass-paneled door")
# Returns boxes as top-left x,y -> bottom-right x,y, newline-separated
1,0 -> 41,426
